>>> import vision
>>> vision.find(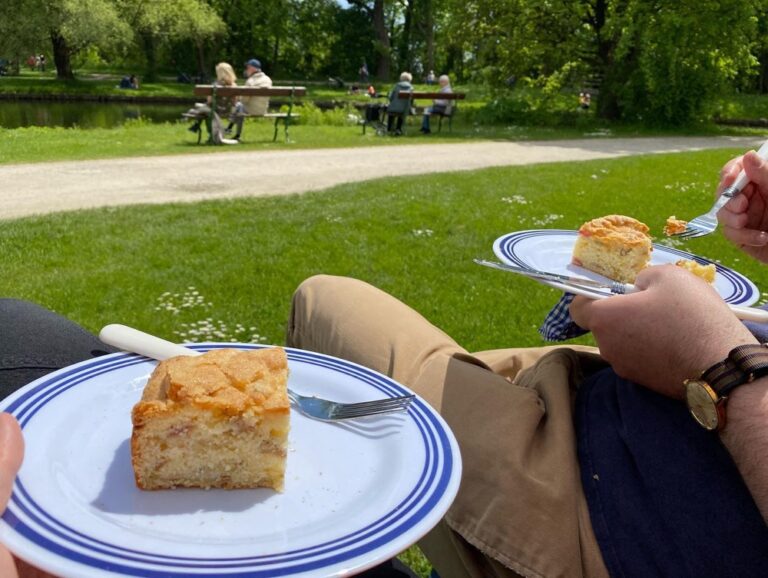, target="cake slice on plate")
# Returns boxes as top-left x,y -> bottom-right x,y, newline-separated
131,347 -> 290,491
572,215 -> 653,283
